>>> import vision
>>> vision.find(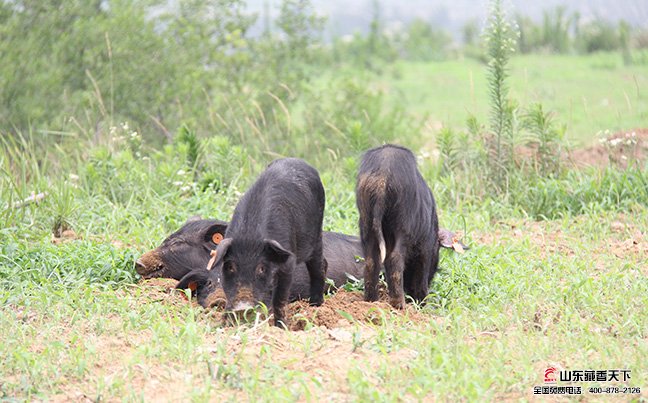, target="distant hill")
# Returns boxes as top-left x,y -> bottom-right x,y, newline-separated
246,0 -> 648,38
